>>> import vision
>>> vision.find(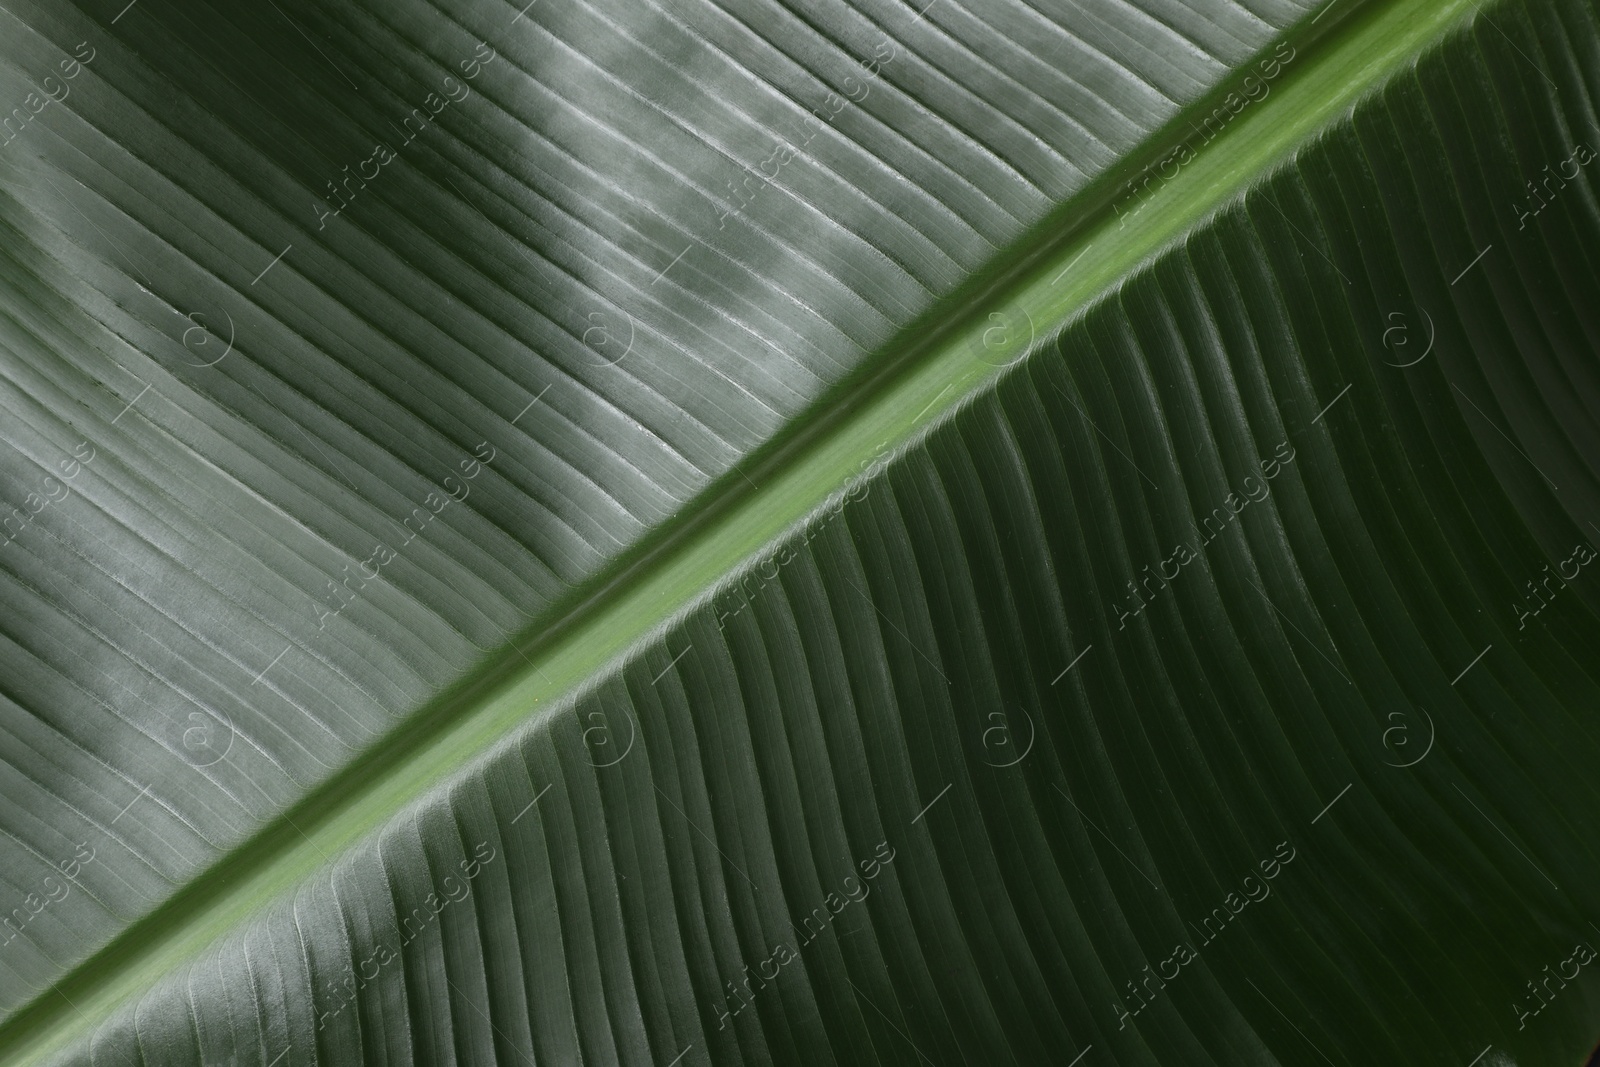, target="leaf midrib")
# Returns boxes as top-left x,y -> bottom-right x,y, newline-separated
0,0 -> 1485,1058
